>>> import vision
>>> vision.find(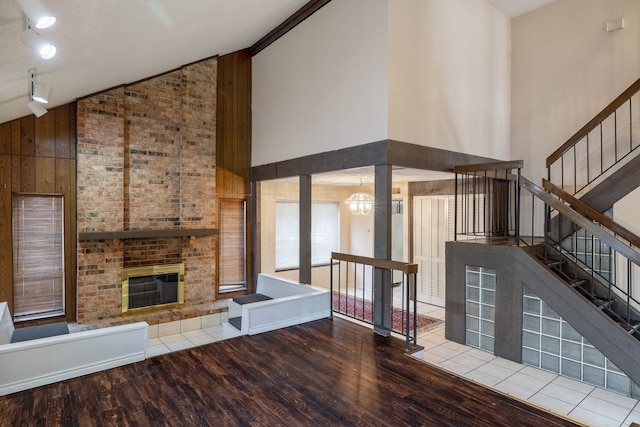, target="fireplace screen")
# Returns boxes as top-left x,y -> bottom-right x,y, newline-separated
122,264 -> 184,313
